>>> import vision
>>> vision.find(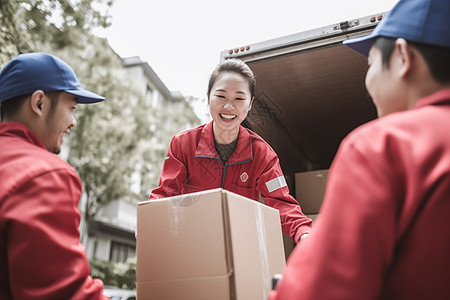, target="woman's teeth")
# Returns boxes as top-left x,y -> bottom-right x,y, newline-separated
220,113 -> 236,120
